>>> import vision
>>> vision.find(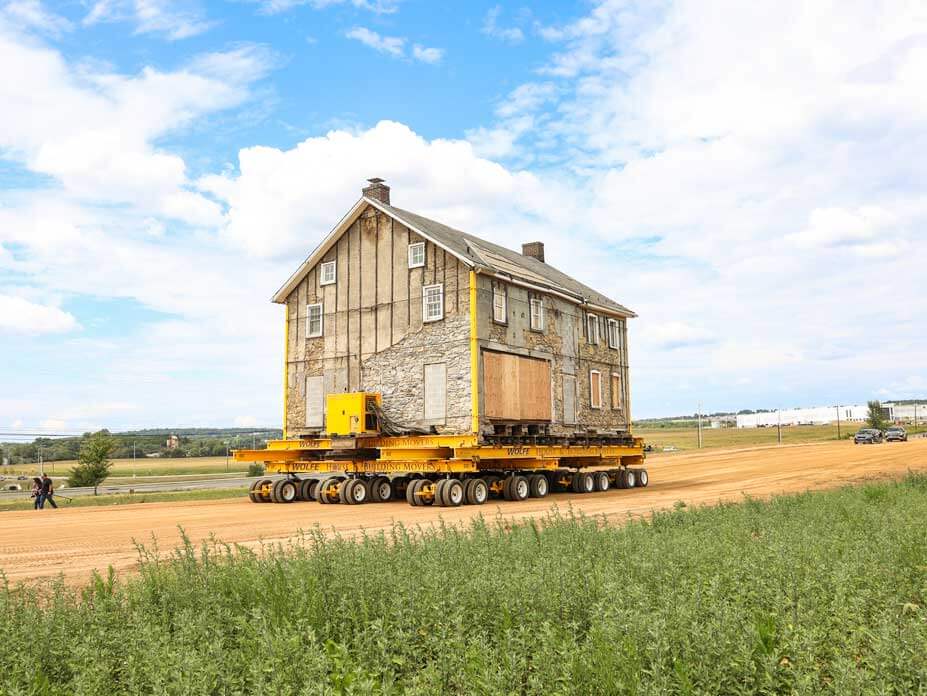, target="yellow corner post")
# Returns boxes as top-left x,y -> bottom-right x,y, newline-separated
282,304 -> 289,440
469,270 -> 479,434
